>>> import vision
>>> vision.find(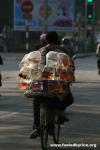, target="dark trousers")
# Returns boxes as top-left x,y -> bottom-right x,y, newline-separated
32,92 -> 73,129
0,73 -> 2,87
32,96 -> 40,129
97,57 -> 100,70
